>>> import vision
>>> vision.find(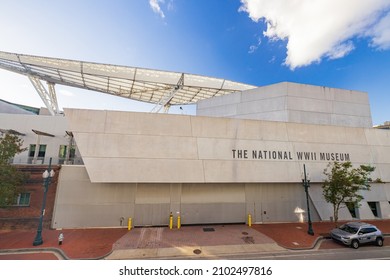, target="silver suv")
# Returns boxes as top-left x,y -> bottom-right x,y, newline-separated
330,222 -> 384,249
